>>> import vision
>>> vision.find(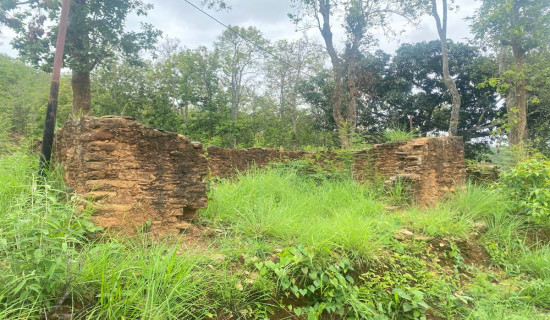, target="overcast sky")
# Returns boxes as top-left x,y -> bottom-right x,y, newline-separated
0,0 -> 480,58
